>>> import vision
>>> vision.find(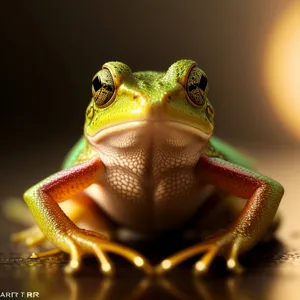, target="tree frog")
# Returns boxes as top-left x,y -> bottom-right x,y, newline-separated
13,60 -> 284,275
